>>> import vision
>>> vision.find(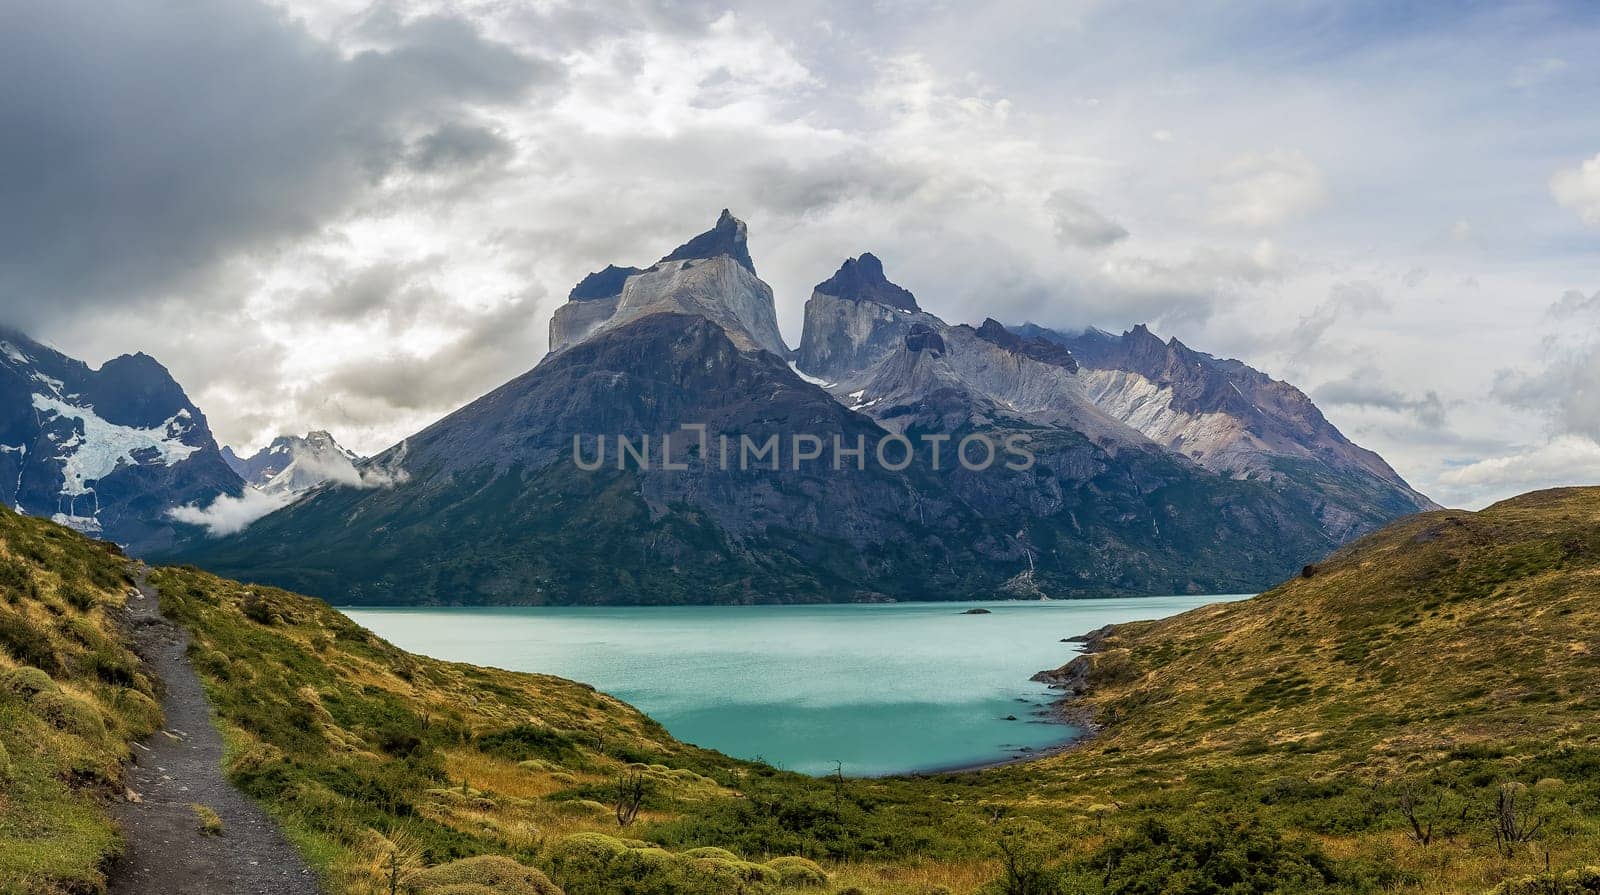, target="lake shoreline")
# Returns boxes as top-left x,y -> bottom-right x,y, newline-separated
910,623 -> 1120,777
344,597 -> 1237,777
905,703 -> 1098,777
